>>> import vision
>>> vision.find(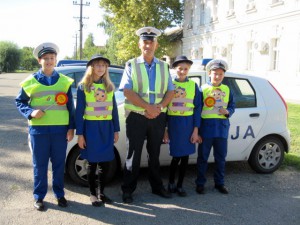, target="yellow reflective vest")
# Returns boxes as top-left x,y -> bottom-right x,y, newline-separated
201,84 -> 229,119
20,73 -> 73,125
124,58 -> 169,115
167,80 -> 195,116
84,83 -> 113,120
